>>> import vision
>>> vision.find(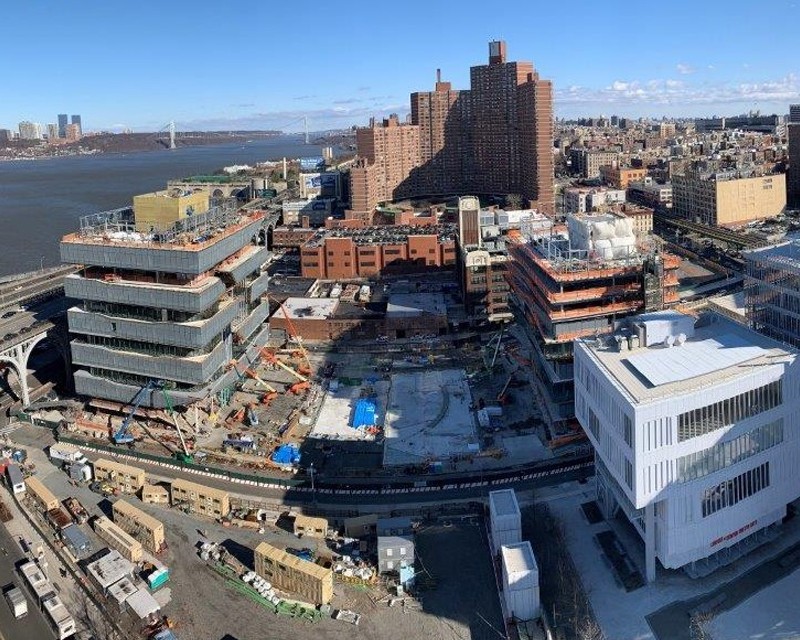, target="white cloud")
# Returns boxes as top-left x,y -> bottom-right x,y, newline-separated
676,63 -> 695,75
555,73 -> 800,111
